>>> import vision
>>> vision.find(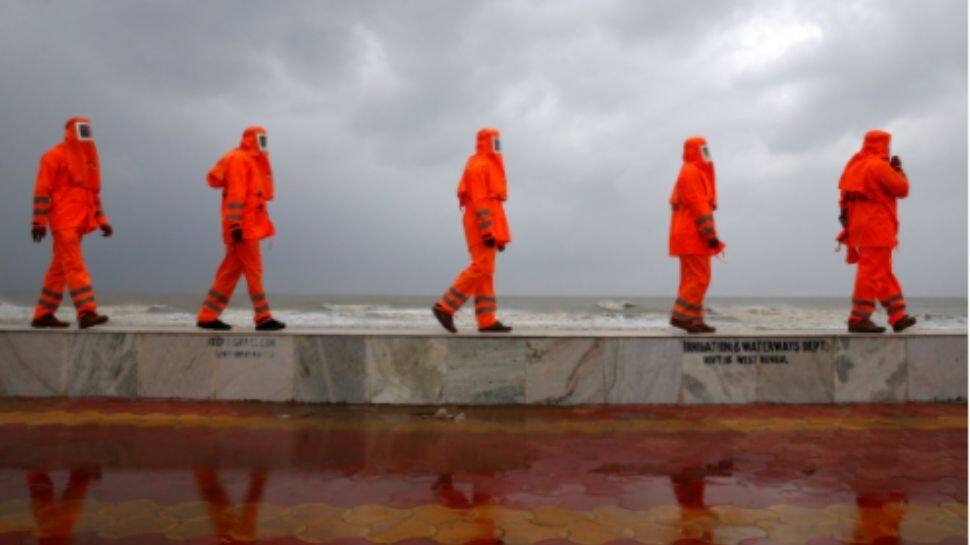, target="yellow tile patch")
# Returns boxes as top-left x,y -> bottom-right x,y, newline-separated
0,497 -> 964,544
